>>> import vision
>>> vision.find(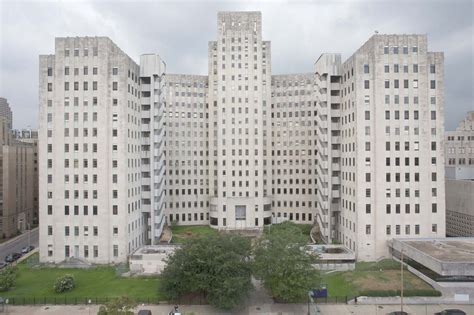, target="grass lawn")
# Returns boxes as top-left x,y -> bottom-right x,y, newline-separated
321,259 -> 439,297
5,255 -> 163,304
171,225 -> 218,244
